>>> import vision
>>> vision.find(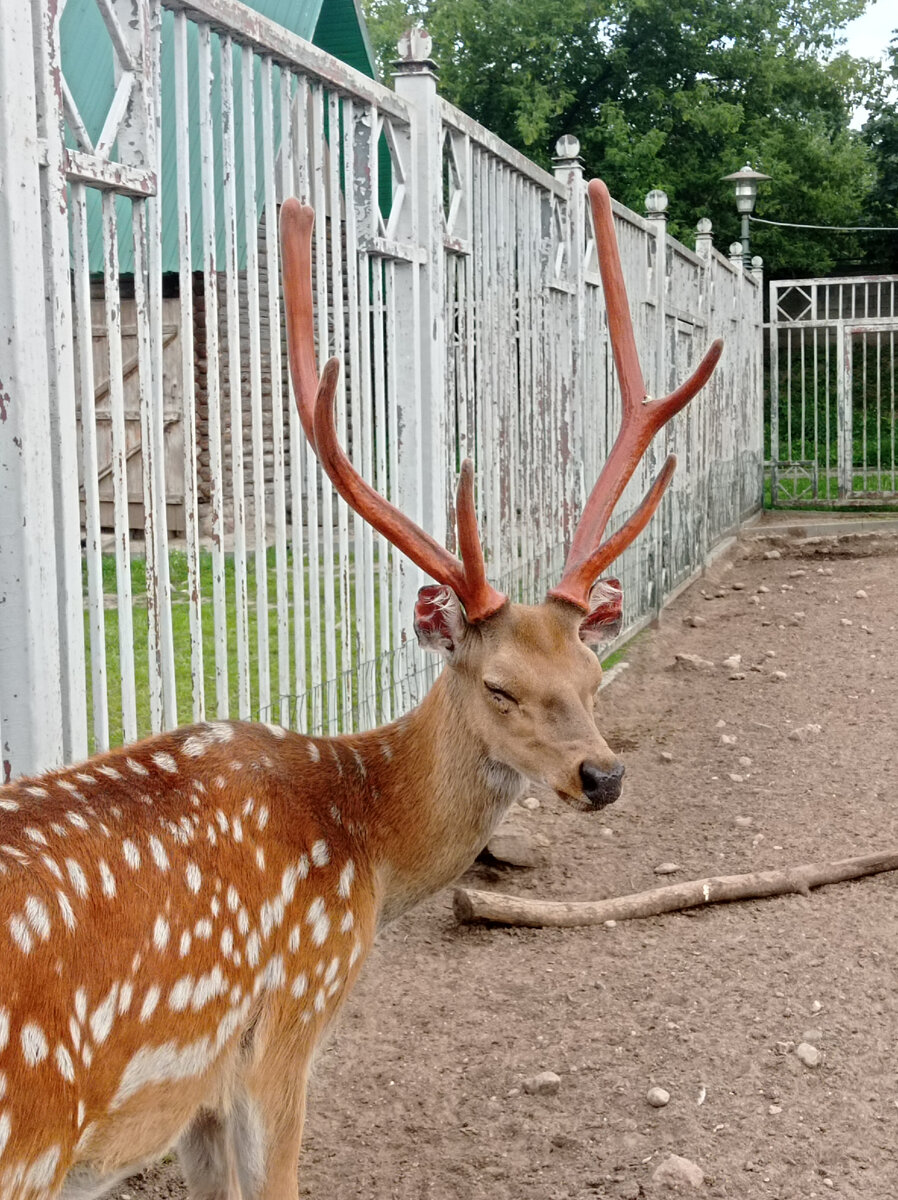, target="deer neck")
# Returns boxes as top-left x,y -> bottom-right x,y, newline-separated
345,674 -> 523,923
